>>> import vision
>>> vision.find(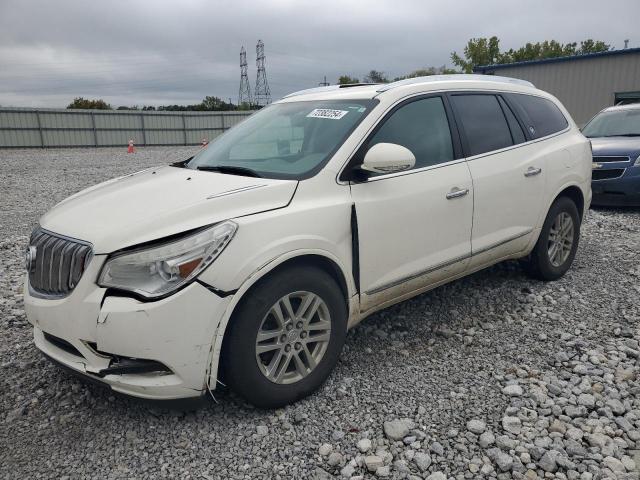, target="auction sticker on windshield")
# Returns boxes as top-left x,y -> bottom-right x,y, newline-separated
307,109 -> 349,120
